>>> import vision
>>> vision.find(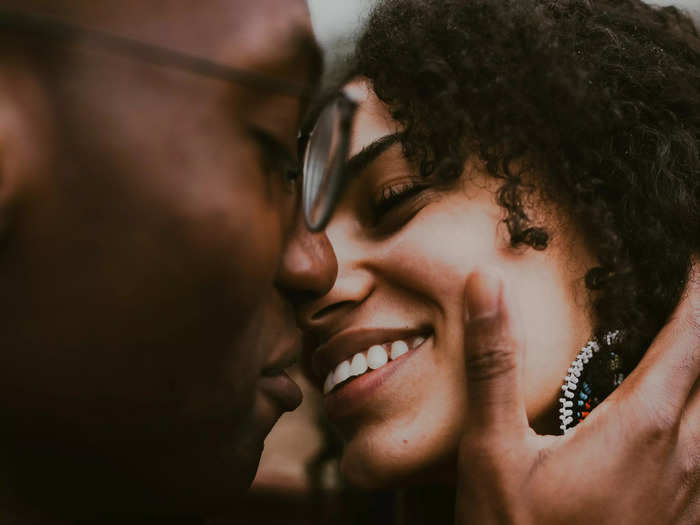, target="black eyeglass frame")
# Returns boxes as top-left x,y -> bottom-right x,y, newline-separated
0,8 -> 316,100
299,91 -> 359,232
